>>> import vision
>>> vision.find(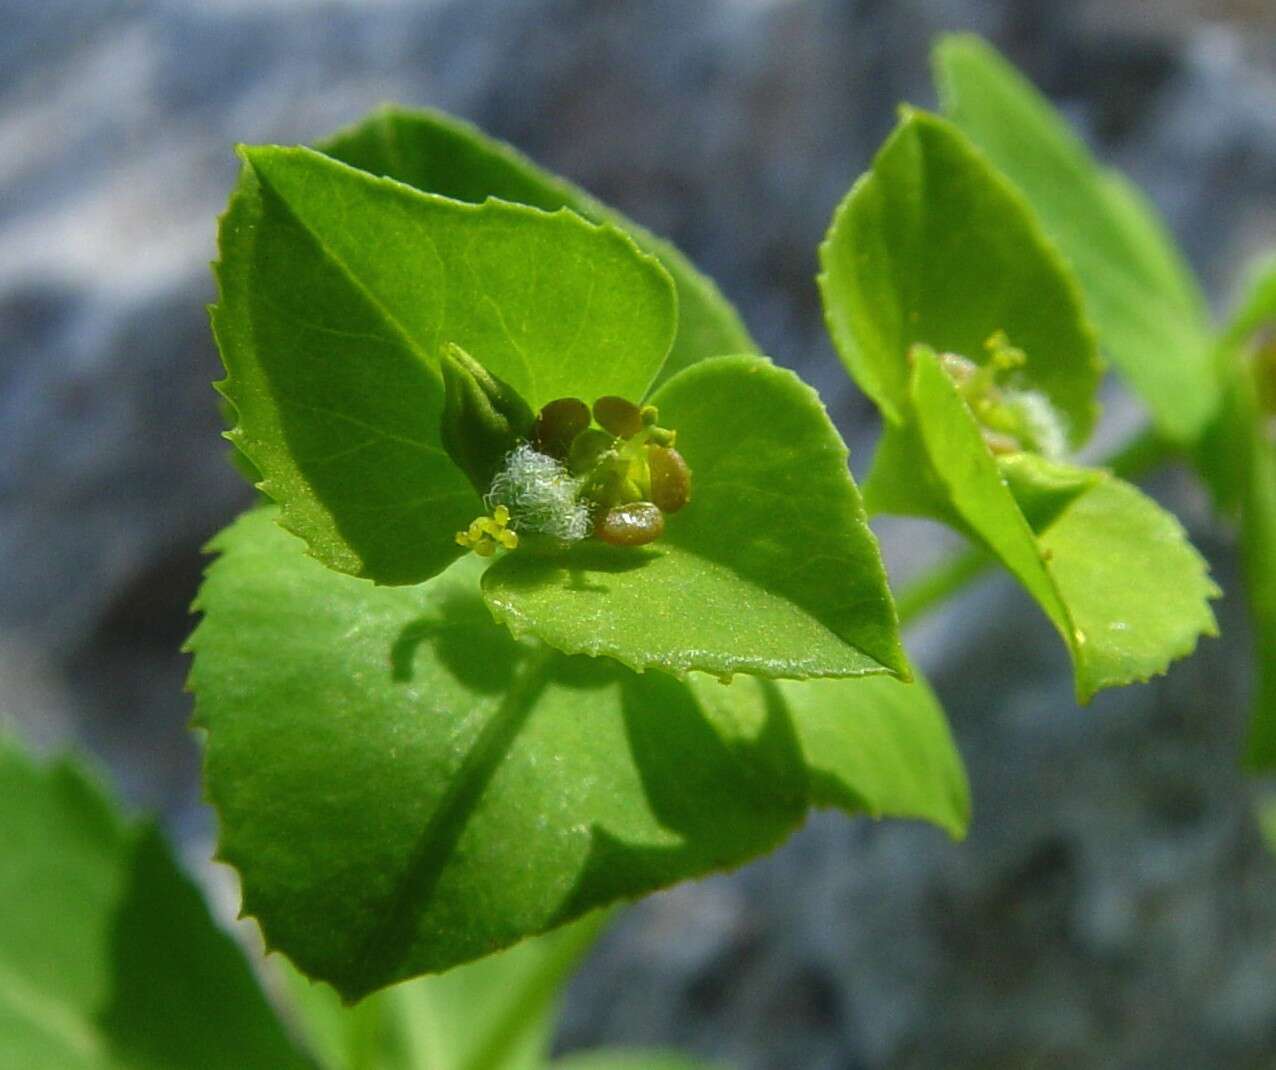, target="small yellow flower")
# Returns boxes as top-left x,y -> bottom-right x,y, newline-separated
455,504 -> 519,556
